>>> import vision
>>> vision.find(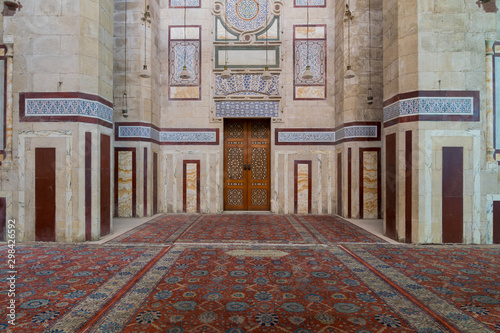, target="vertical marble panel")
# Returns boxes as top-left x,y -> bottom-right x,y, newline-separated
363,151 -> 378,219
118,151 -> 133,217
297,164 -> 309,214
185,163 -> 198,213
